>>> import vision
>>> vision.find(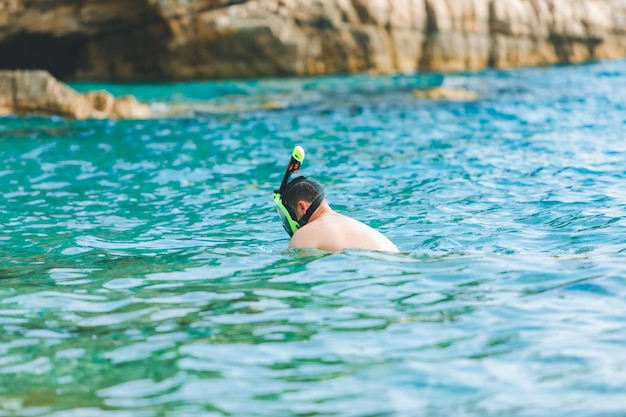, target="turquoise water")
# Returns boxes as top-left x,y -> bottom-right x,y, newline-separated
1,60 -> 626,416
